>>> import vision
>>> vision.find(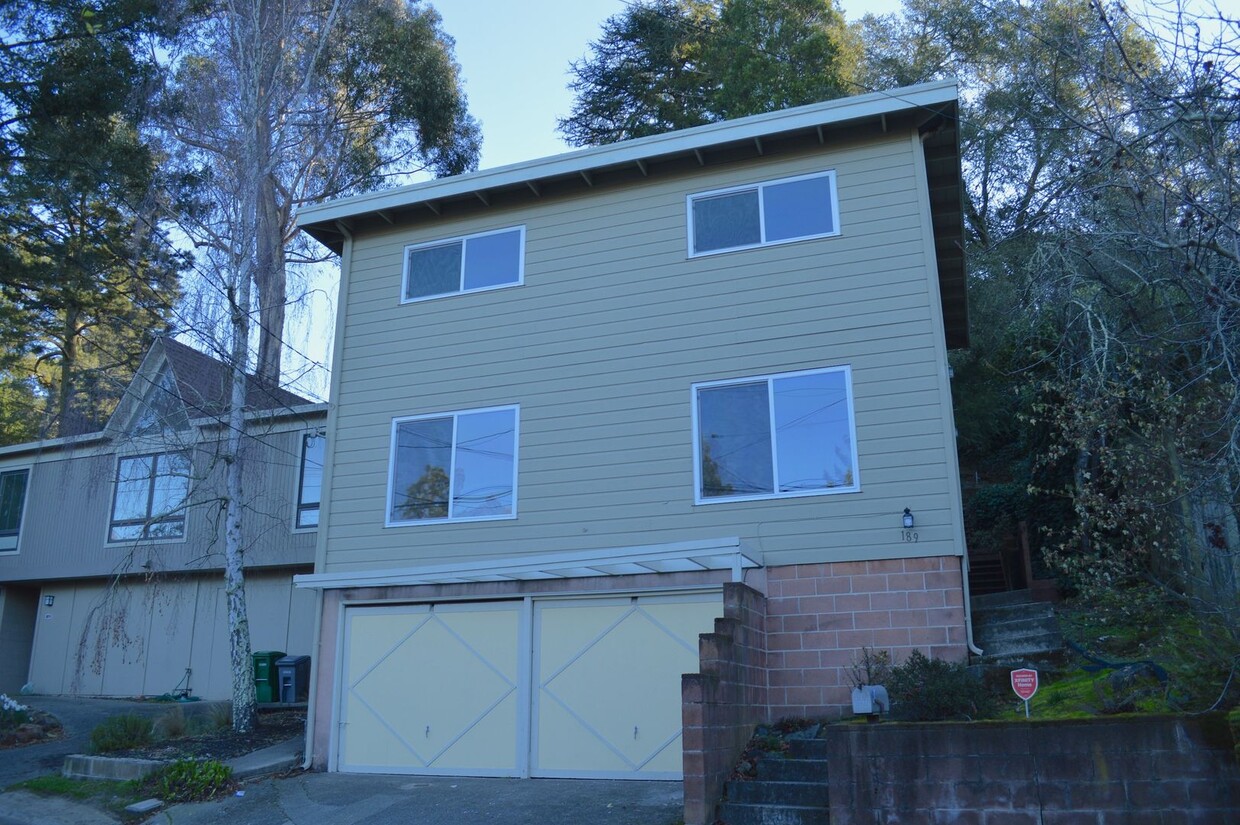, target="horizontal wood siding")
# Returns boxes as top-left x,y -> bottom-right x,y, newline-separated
0,417 -> 321,582
26,570 -> 314,698
325,133 -> 962,572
